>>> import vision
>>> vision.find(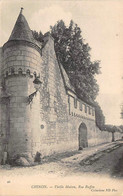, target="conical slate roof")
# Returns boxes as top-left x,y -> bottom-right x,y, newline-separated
9,9 -> 36,44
